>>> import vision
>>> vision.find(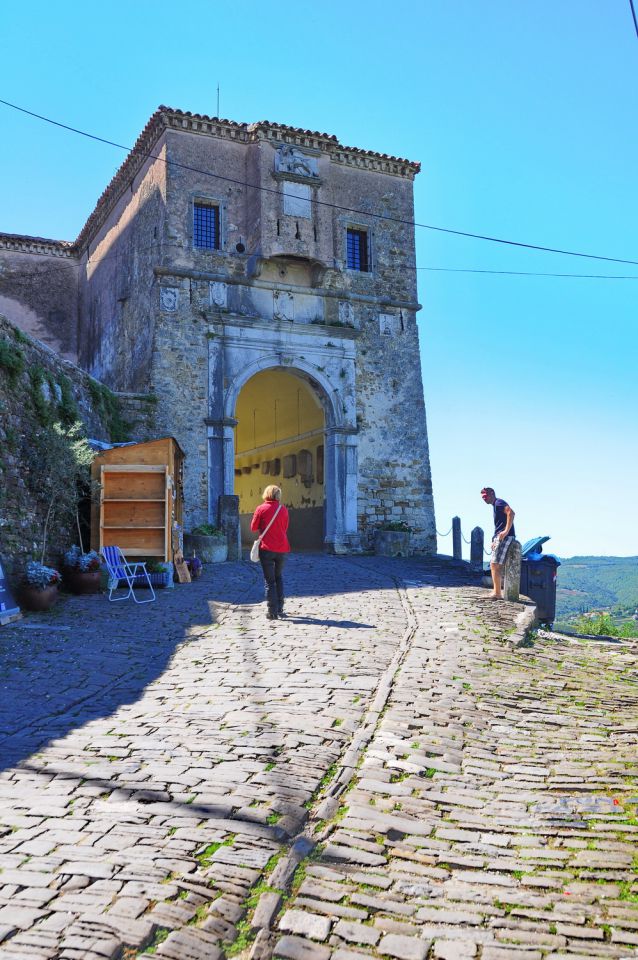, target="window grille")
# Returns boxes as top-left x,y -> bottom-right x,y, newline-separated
346,228 -> 369,271
194,203 -> 220,249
